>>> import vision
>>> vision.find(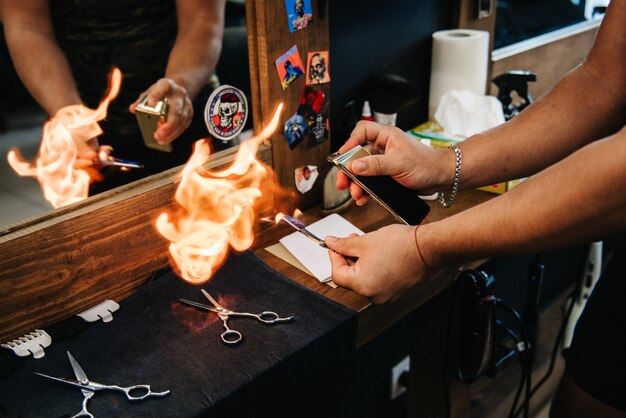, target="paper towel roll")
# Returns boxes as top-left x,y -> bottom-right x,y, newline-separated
428,29 -> 489,119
